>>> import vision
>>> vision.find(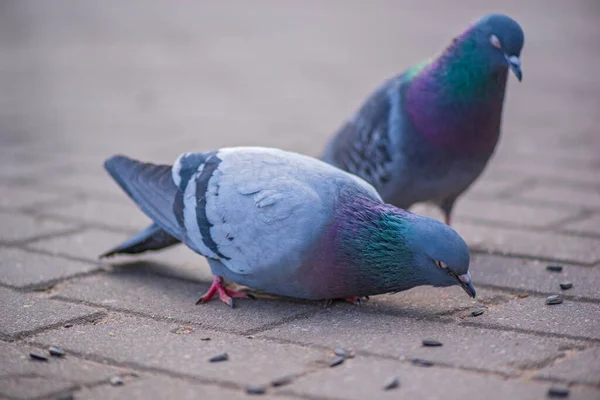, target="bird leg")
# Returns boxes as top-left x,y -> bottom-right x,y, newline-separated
196,276 -> 250,308
444,214 -> 452,226
344,296 -> 367,306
